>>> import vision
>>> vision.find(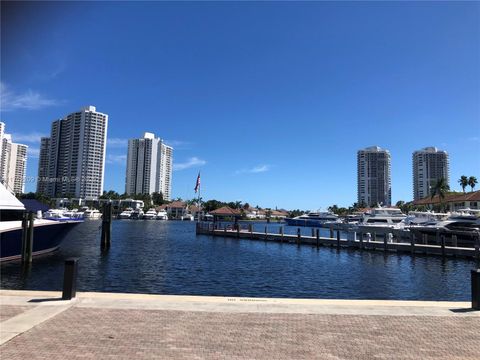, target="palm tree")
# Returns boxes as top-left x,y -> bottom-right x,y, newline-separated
468,176 -> 478,192
430,178 -> 450,212
458,175 -> 468,193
